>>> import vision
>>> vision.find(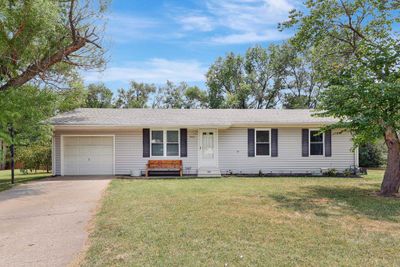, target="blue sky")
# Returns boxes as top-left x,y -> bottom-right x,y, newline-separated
83,0 -> 300,92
